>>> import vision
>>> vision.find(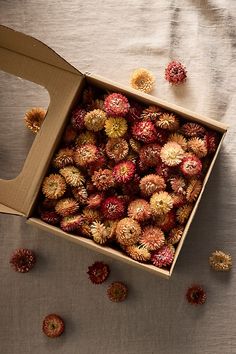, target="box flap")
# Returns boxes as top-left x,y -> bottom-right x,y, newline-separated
0,26 -> 84,216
